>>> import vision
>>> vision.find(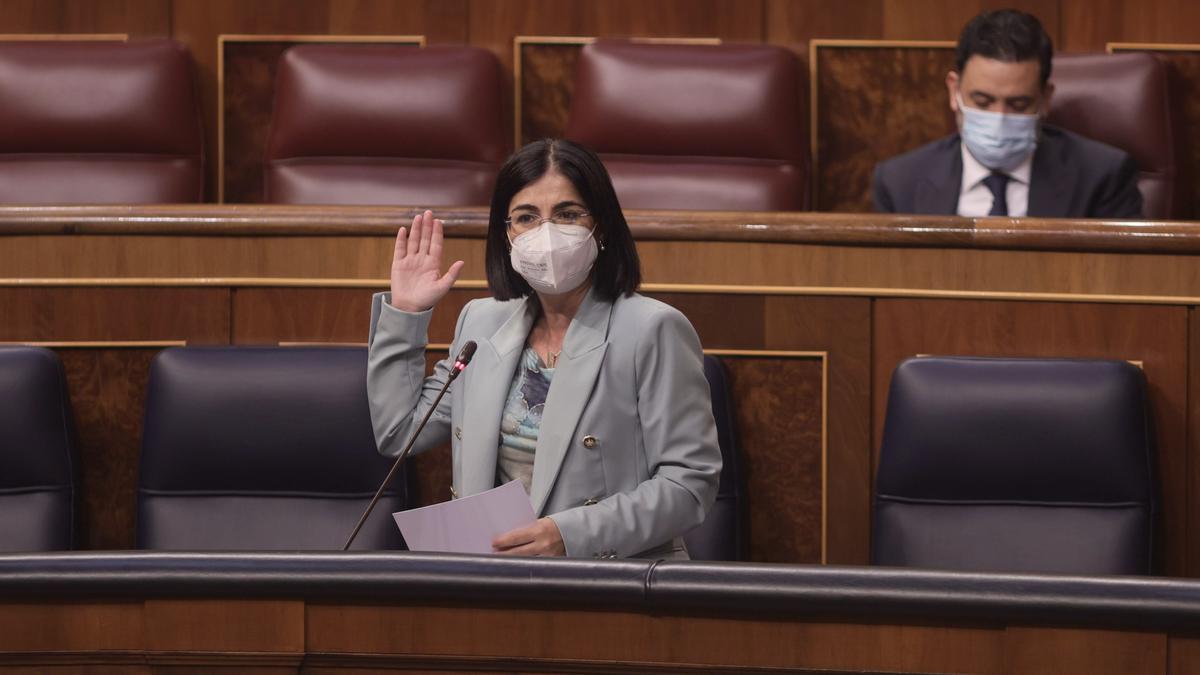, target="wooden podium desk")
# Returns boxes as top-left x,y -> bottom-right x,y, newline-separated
2,206 -> 1200,575
0,551 -> 1197,674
